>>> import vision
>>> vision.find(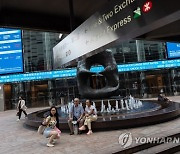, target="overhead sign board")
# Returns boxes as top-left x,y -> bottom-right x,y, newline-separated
0,28 -> 23,74
53,0 -> 180,68
166,42 -> 180,59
